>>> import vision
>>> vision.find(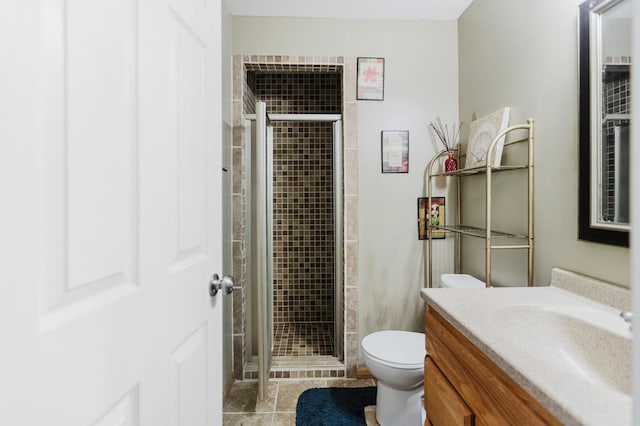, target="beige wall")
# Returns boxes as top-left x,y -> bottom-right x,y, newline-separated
232,17 -> 459,362
458,0 -> 630,287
